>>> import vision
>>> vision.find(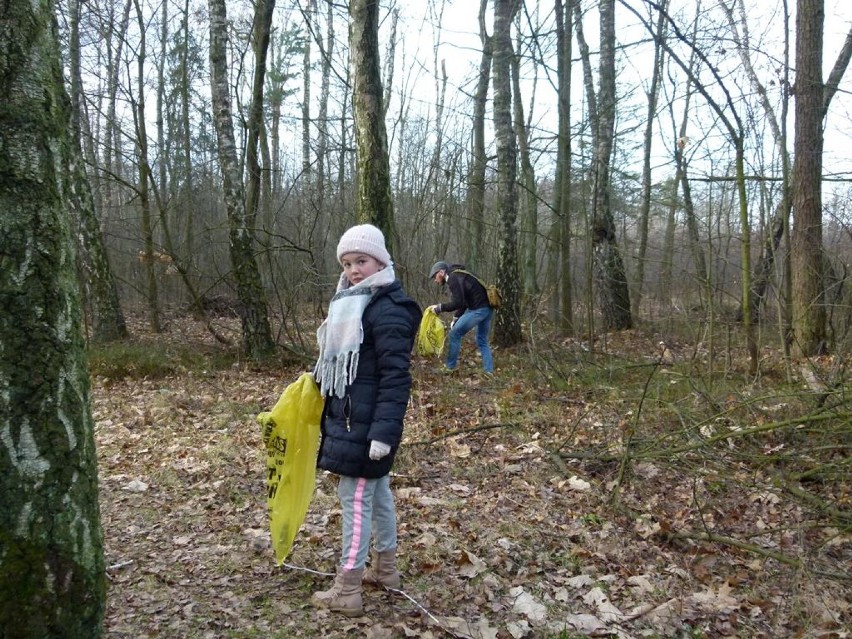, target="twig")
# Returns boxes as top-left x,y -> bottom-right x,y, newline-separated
408,422 -> 518,446
666,530 -> 852,581
778,477 -> 852,524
